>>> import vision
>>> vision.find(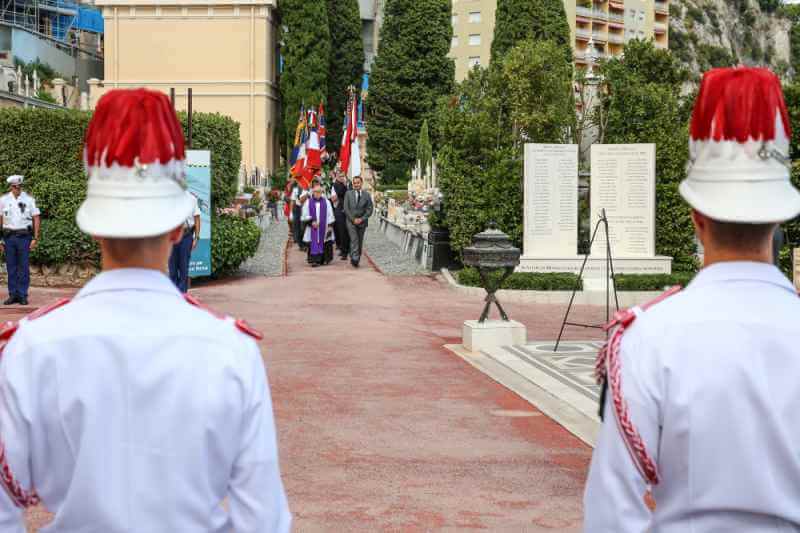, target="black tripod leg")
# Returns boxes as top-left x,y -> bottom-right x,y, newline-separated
555,219 -> 604,352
